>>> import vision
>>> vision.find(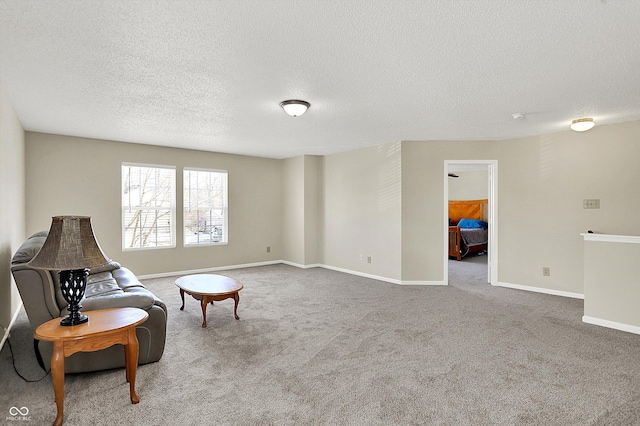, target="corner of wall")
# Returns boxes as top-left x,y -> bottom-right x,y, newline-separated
0,81 -> 27,346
